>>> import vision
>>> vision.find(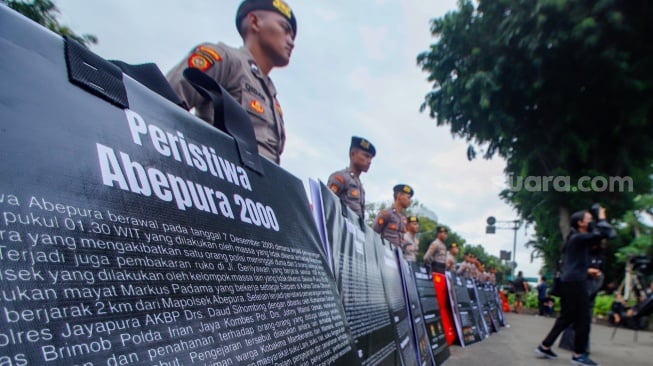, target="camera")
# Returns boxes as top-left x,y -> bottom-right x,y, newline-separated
589,203 -> 603,222
589,203 -> 617,239
630,255 -> 652,276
